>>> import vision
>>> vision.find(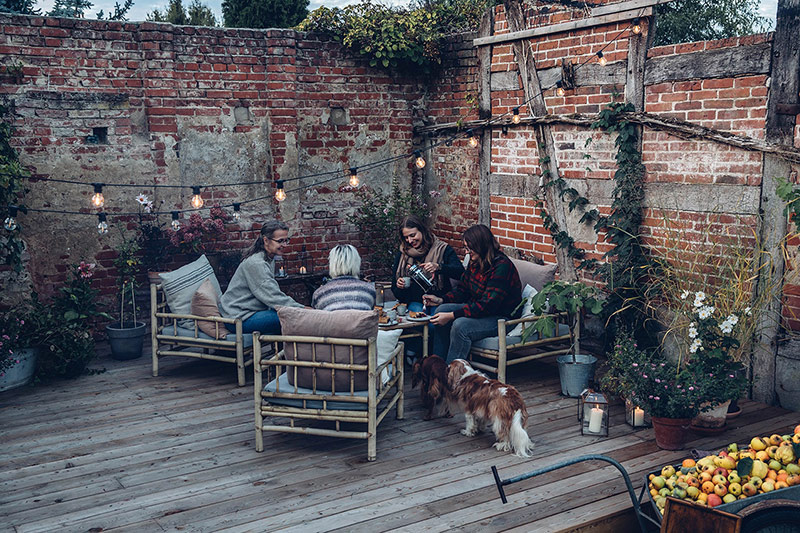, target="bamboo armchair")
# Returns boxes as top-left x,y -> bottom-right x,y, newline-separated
468,311 -> 577,383
150,282 -> 254,386
253,333 -> 404,462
